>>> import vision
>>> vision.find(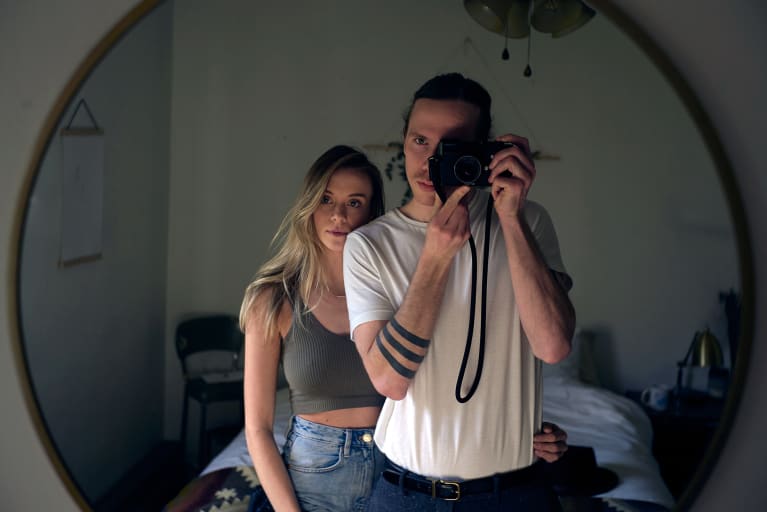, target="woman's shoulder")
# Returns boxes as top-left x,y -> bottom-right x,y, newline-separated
248,283 -> 284,310
245,285 -> 293,335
